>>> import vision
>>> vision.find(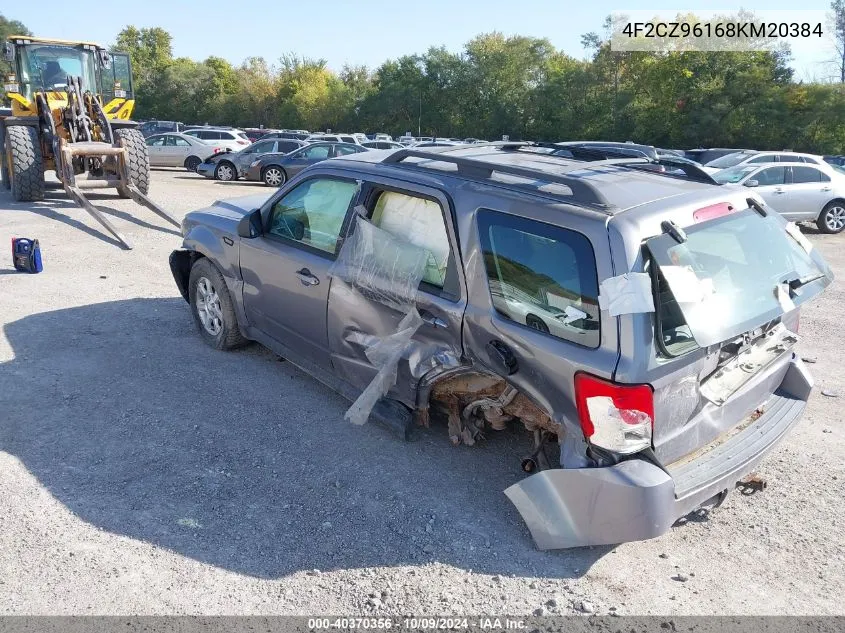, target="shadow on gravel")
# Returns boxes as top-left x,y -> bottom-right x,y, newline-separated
2,193 -> 180,245
0,298 -> 611,580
